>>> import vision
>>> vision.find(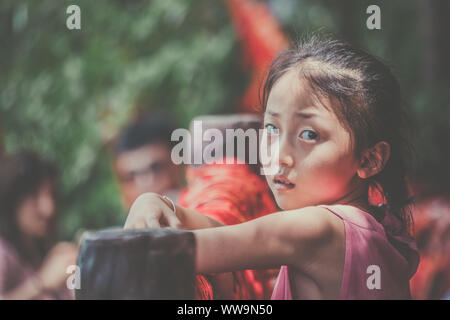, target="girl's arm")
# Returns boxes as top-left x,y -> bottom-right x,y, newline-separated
124,193 -> 340,275
124,193 -> 226,230
193,207 -> 338,274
